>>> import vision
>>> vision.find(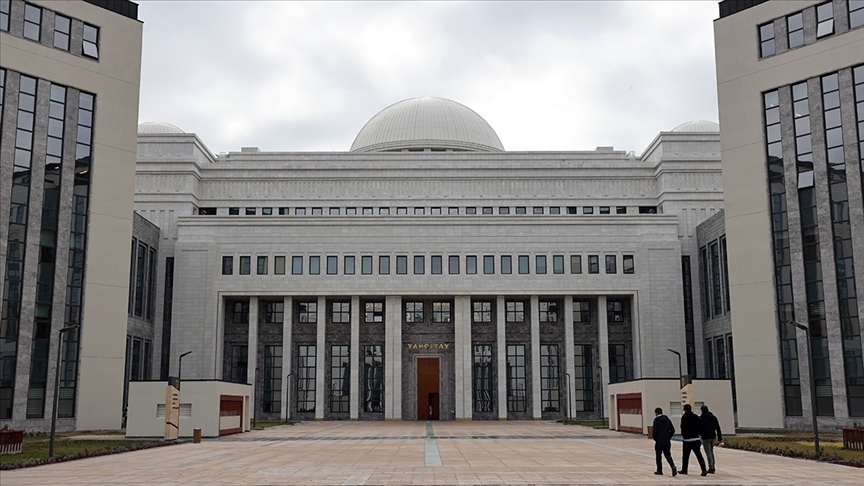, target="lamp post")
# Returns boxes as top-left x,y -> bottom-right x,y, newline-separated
667,349 -> 683,387
597,365 -> 605,428
253,366 -> 262,428
284,373 -> 292,422
49,324 -> 79,458
178,351 -> 192,387
565,372 -> 572,423
788,320 -> 820,456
